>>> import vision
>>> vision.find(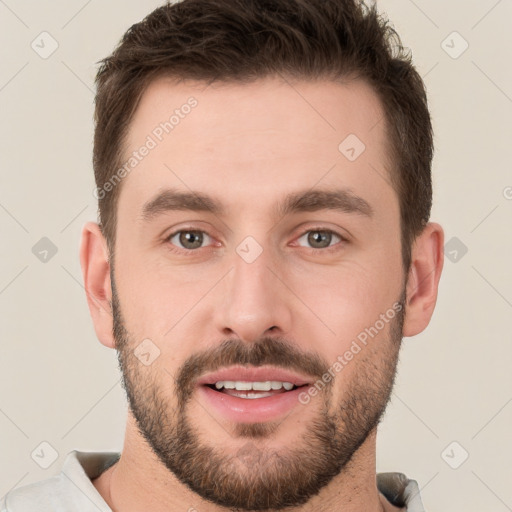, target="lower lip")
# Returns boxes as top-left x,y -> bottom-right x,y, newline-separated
198,385 -> 306,423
